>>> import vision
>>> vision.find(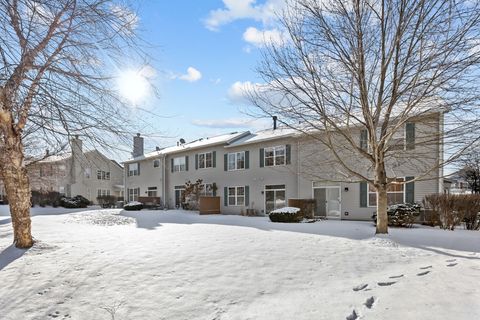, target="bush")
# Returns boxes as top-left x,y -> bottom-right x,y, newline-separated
287,199 -> 316,219
372,203 -> 421,227
423,194 -> 480,230
268,207 -> 302,223
31,190 -> 62,207
60,195 -> 90,209
124,201 -> 143,211
97,195 -> 117,208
